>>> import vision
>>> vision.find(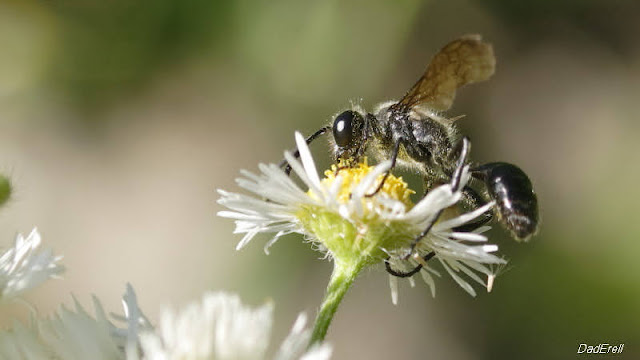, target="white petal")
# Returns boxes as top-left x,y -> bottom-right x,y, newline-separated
447,232 -> 488,242
295,132 -> 323,194
0,228 -> 65,299
487,274 -> 496,292
405,185 -> 456,221
433,202 -> 494,231
284,151 -> 325,203
274,313 -> 312,360
440,260 -> 476,297
389,275 -> 399,305
300,344 -> 333,360
351,160 -> 391,199
420,269 -> 436,297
